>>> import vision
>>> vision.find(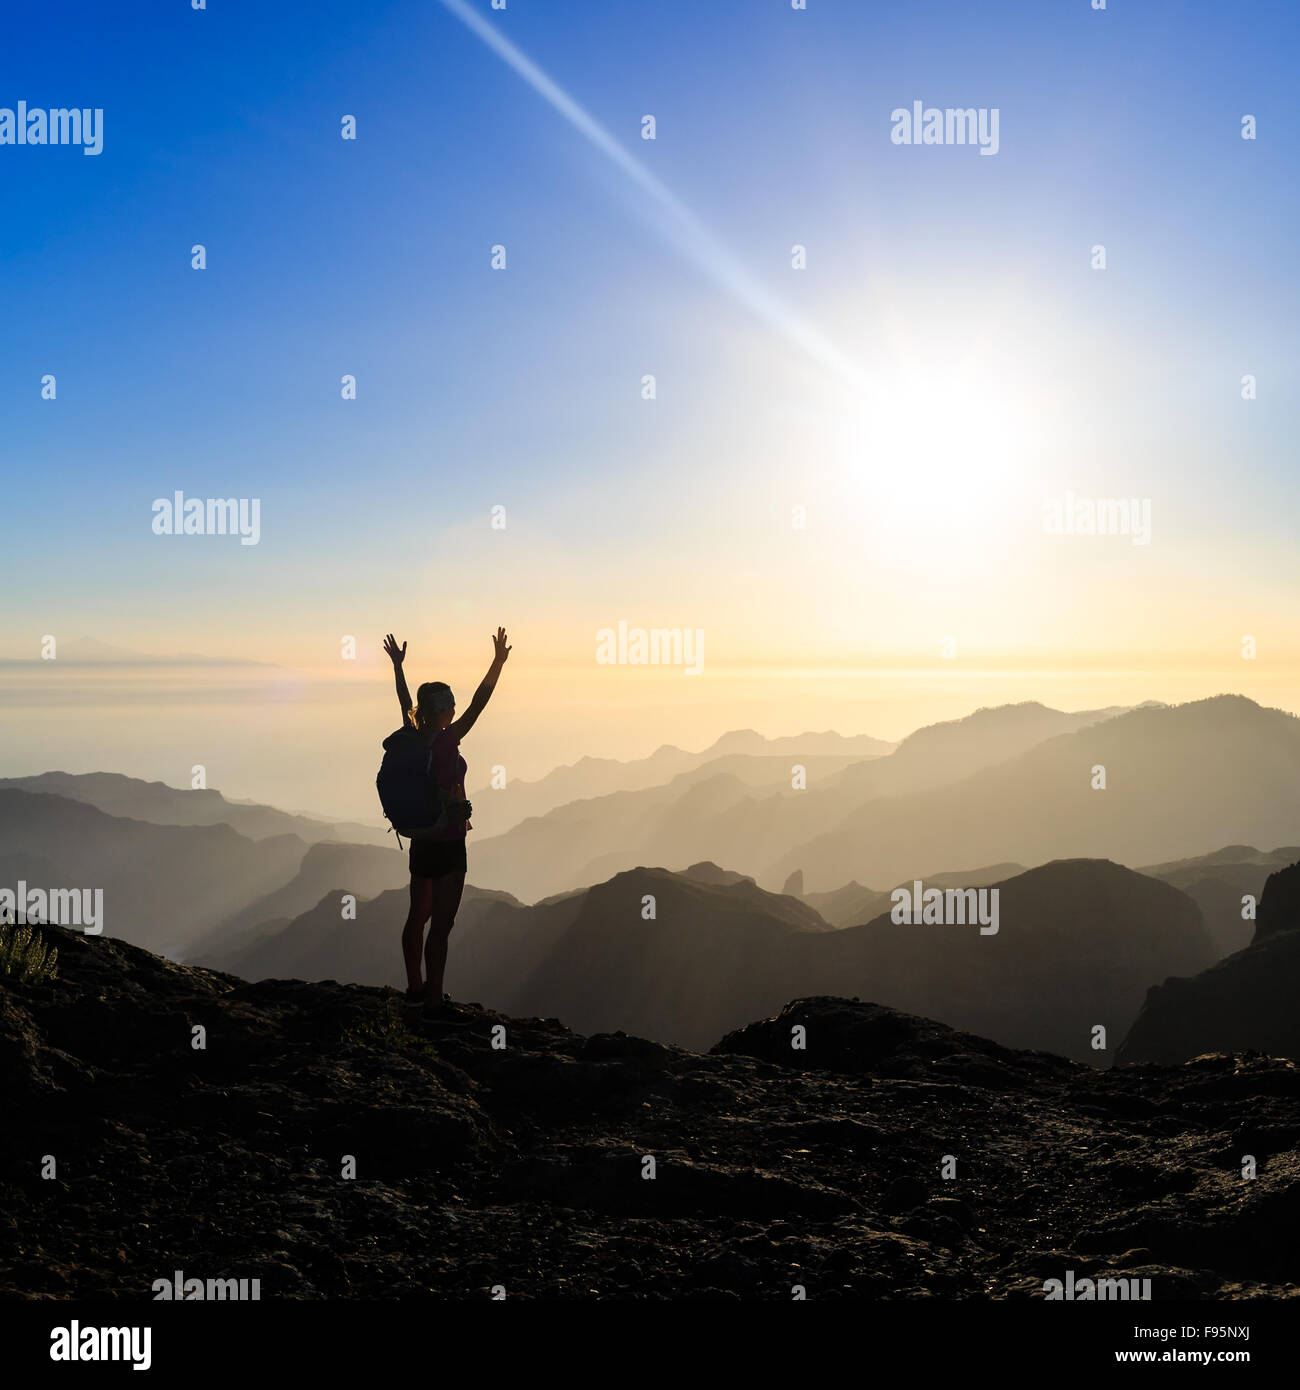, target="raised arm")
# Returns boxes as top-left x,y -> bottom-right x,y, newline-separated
448,627 -> 511,741
383,634 -> 413,726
